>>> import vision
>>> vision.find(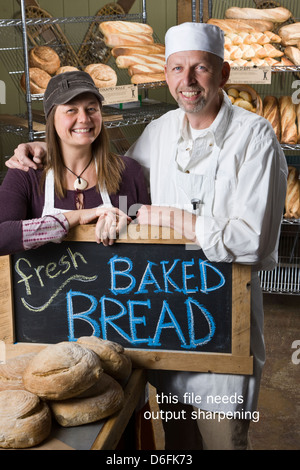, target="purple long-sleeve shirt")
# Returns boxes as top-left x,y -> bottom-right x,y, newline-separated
0,156 -> 150,255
